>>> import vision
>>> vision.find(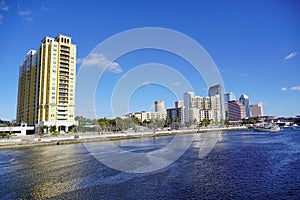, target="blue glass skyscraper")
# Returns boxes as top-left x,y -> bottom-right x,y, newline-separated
239,94 -> 250,117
